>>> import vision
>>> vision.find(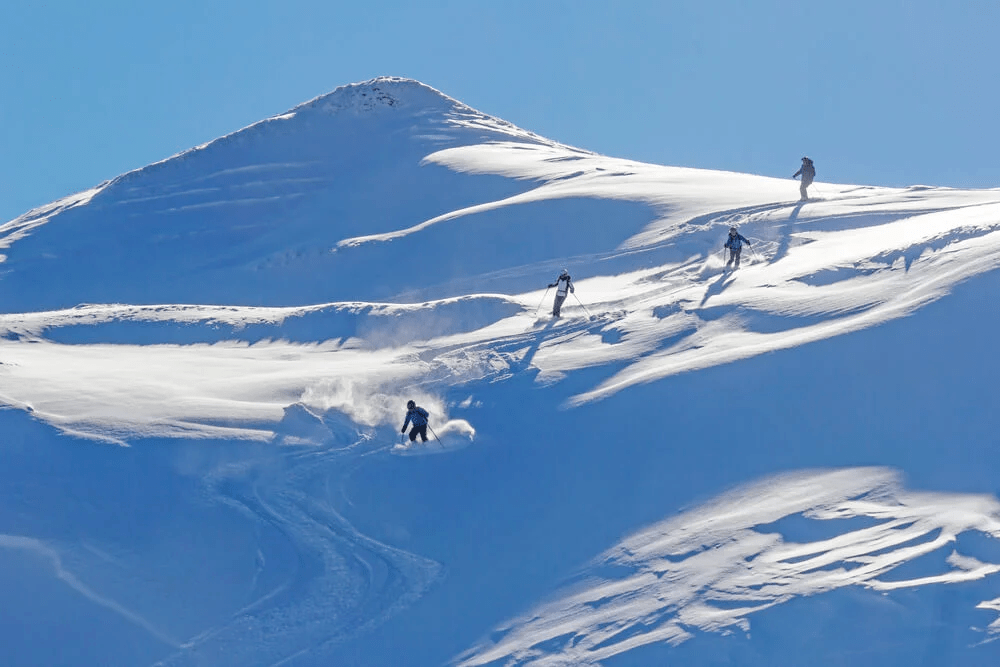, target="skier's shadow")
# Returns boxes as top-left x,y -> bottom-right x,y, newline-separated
769,201 -> 806,265
700,269 -> 736,306
519,316 -> 557,370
